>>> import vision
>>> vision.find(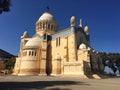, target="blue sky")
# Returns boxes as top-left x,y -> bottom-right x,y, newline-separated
0,0 -> 120,55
